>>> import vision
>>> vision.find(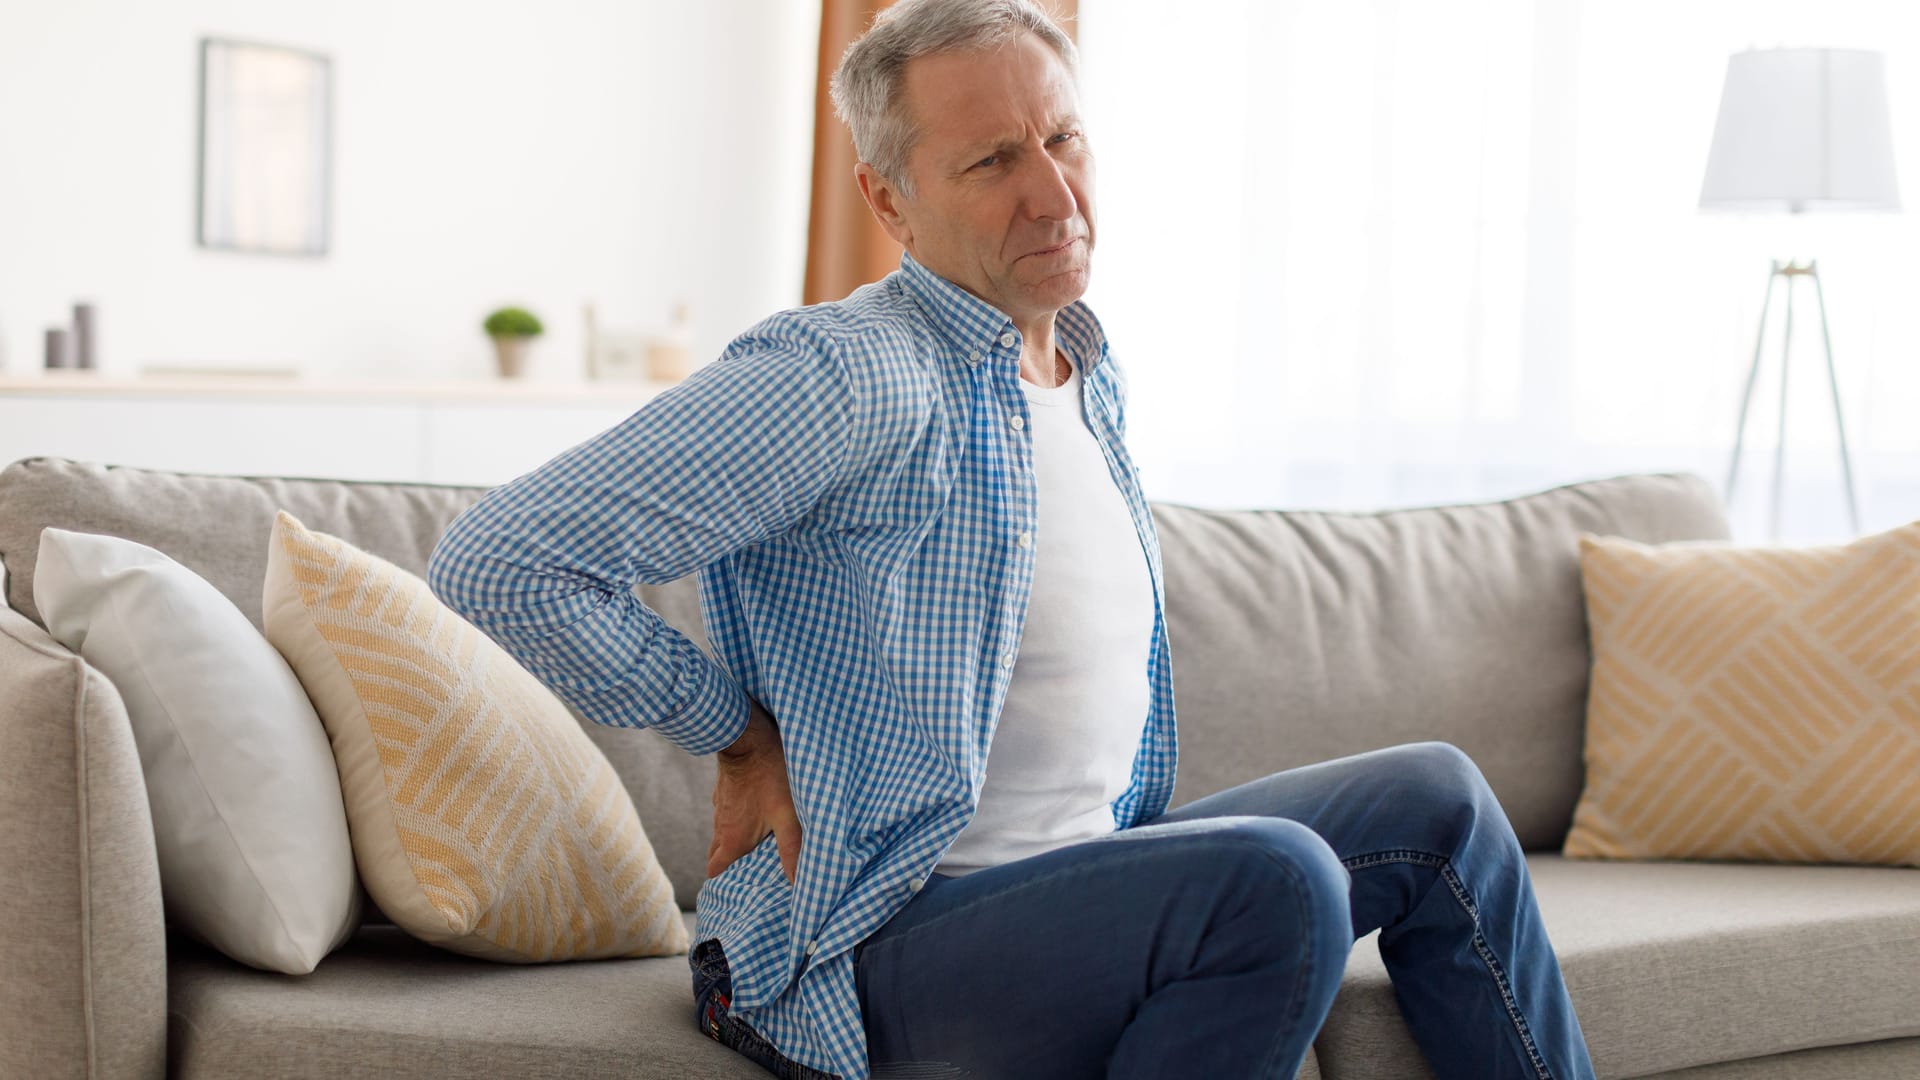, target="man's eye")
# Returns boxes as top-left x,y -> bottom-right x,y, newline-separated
973,155 -> 999,169
1050,132 -> 1076,144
